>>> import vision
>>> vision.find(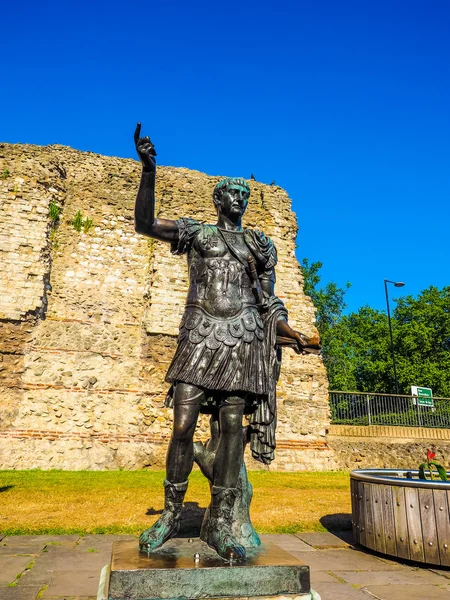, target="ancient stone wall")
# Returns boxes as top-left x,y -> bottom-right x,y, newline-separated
327,425 -> 450,470
0,143 -> 331,471
328,437 -> 450,470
